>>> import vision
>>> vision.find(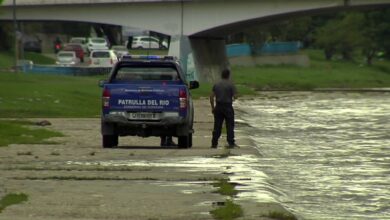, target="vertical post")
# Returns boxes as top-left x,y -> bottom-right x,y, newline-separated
13,0 -> 18,73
